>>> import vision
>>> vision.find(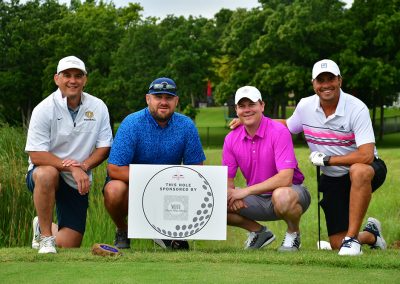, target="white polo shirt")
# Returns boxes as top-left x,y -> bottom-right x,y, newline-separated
25,89 -> 113,188
286,90 -> 377,177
